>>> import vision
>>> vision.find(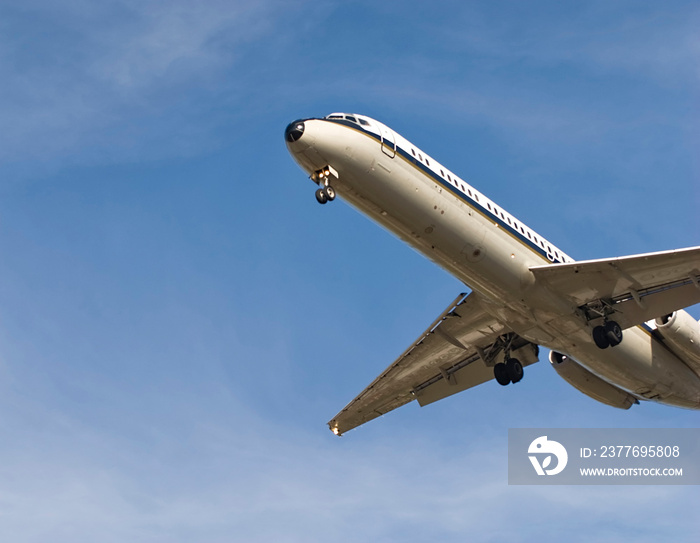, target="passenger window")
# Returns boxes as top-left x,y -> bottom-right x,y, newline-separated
411,149 -> 416,156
